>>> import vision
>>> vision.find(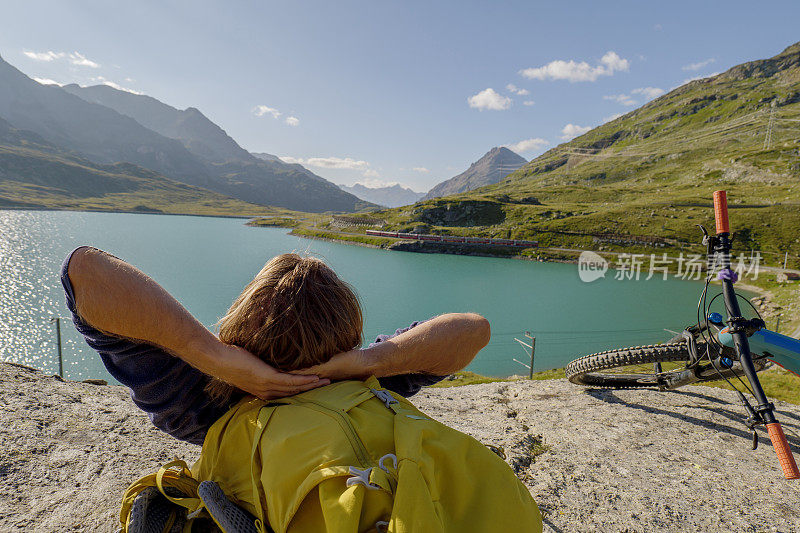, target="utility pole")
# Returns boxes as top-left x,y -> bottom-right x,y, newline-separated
763,101 -> 776,151
50,316 -> 63,377
513,331 -> 536,379
528,334 -> 536,380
